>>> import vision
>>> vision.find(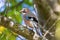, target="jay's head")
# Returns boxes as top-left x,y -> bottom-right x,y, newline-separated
20,8 -> 30,14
